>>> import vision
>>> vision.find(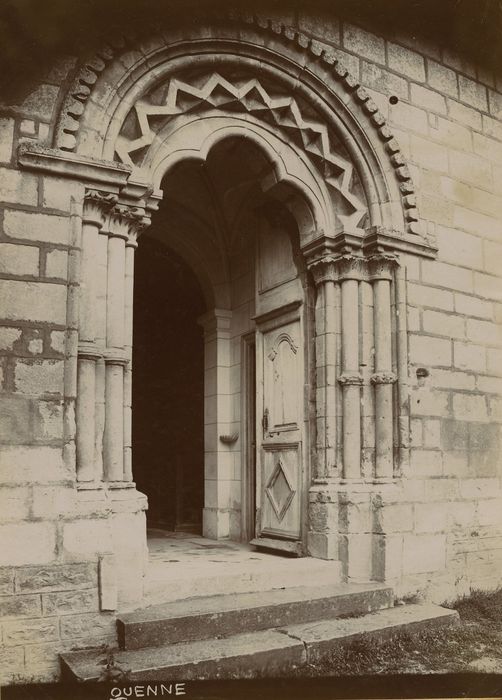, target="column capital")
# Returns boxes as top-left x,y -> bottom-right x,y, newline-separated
367,253 -> 399,281
105,203 -> 151,243
83,190 -> 118,227
338,372 -> 363,386
371,371 -> 397,385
